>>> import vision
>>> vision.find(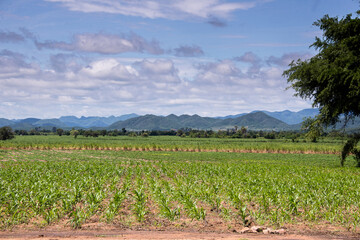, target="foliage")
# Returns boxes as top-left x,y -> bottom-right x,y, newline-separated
283,9 -> 360,165
70,129 -> 79,139
0,149 -> 359,230
0,126 -> 15,141
301,117 -> 324,142
56,128 -> 64,136
341,134 -> 360,167
284,11 -> 360,127
0,135 -> 346,154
